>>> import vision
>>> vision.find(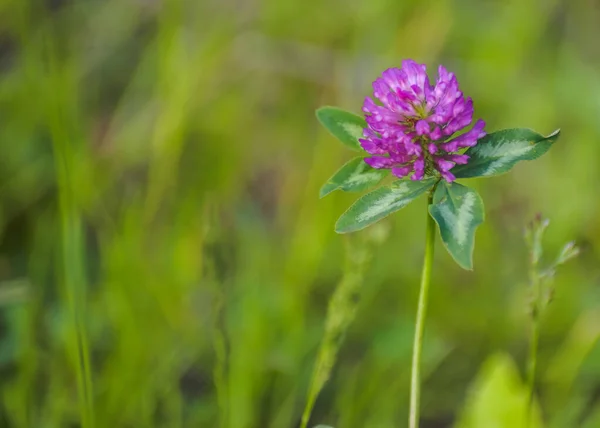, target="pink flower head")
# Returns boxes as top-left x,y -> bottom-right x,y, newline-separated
360,60 -> 486,182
